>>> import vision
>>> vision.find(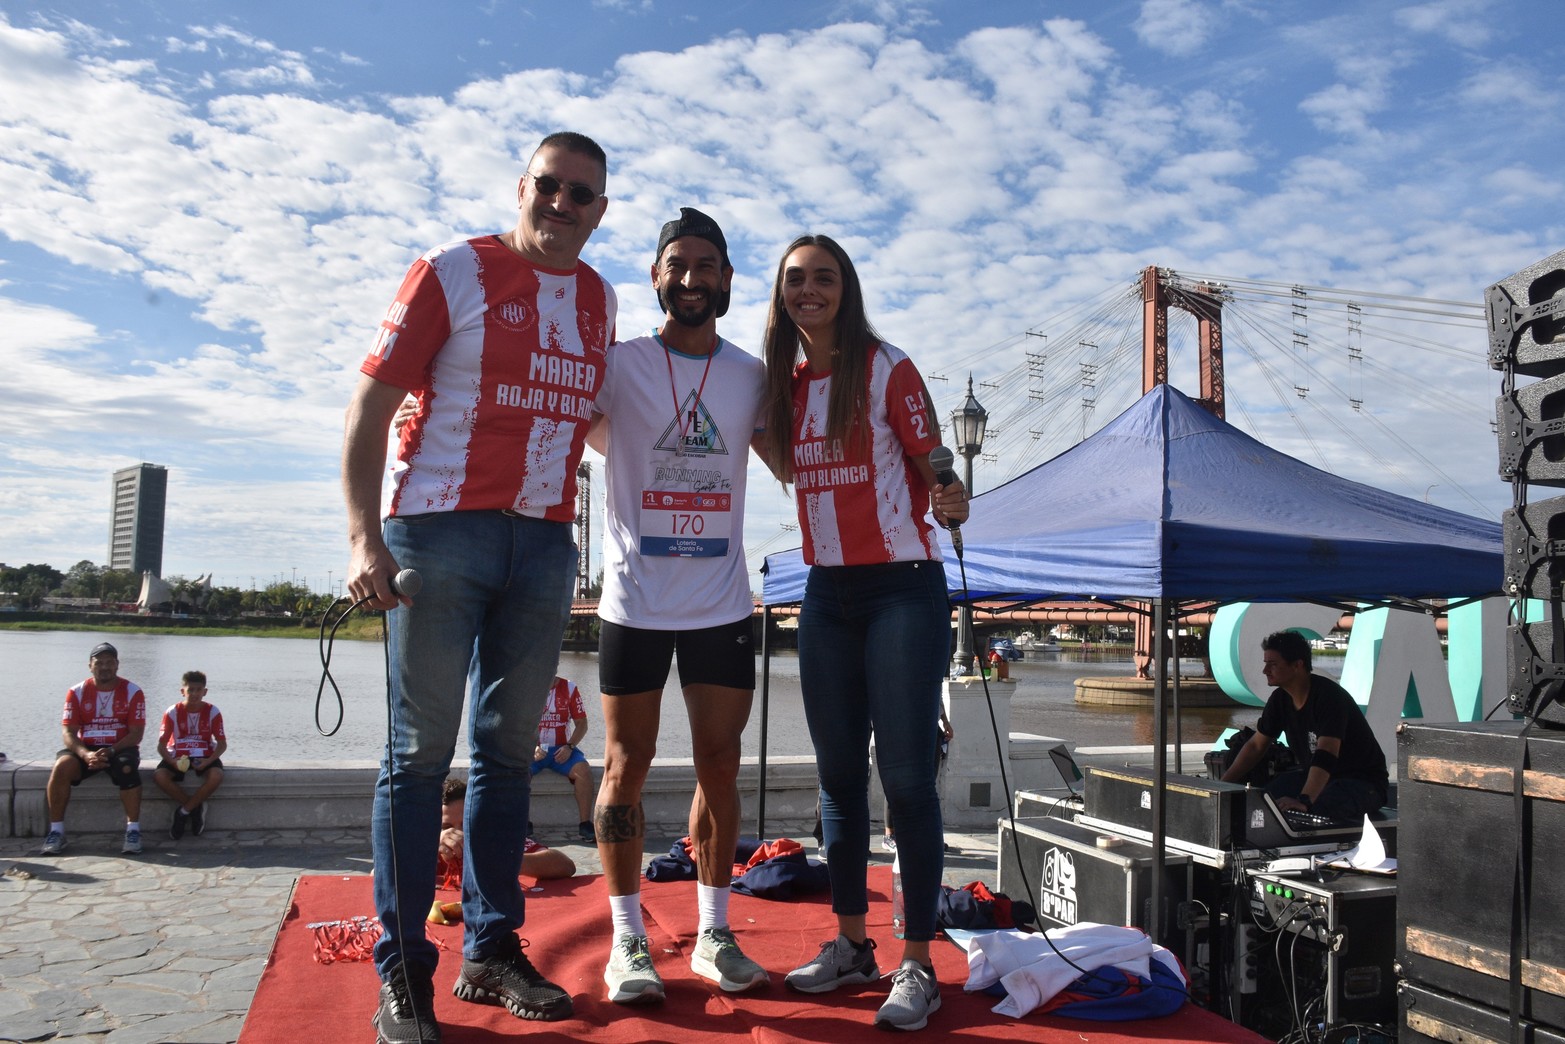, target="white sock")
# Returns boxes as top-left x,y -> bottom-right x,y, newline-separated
609,894 -> 646,941
50,821 -> 64,834
126,821 -> 140,831
697,882 -> 729,934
